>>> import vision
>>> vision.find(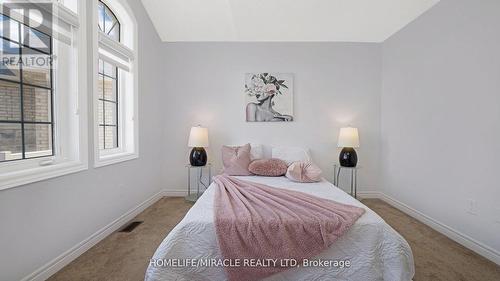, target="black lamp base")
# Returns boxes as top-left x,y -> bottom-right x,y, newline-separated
189,147 -> 207,166
339,147 -> 358,167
